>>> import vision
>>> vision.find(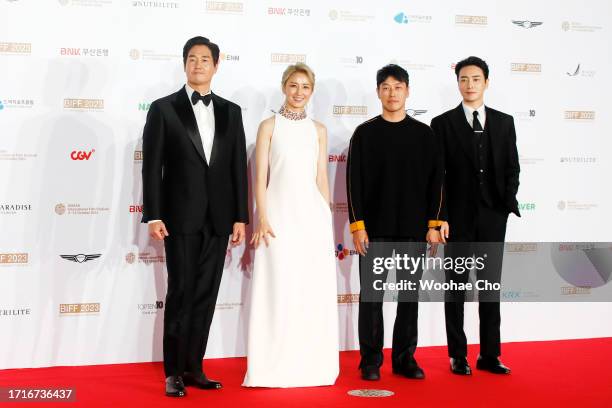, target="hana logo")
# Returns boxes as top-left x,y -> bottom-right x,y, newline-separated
0,100 -> 4,111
